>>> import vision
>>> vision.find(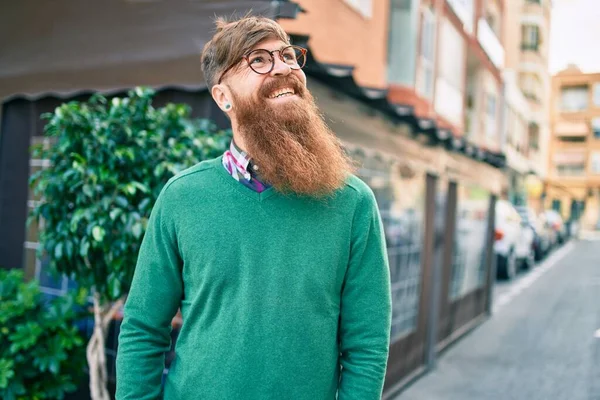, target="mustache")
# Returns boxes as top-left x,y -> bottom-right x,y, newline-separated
258,75 -> 306,99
